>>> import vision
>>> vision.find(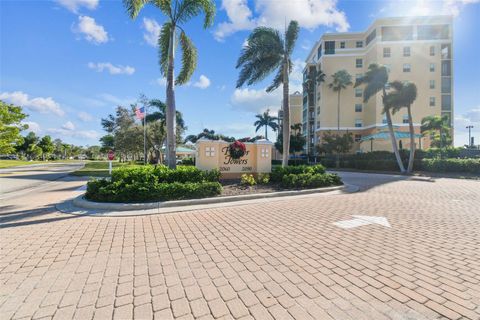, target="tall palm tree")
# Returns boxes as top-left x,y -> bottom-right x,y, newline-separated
254,109 -> 278,140
385,81 -> 418,173
124,0 -> 215,169
421,115 -> 451,148
355,64 -> 406,173
236,21 -> 300,167
328,70 -> 352,132
303,67 -> 326,156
